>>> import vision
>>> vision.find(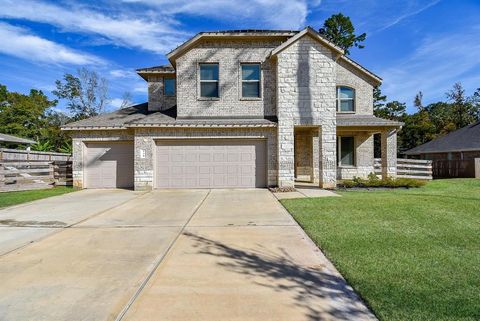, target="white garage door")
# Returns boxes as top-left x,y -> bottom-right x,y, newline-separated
155,139 -> 267,188
84,142 -> 134,189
